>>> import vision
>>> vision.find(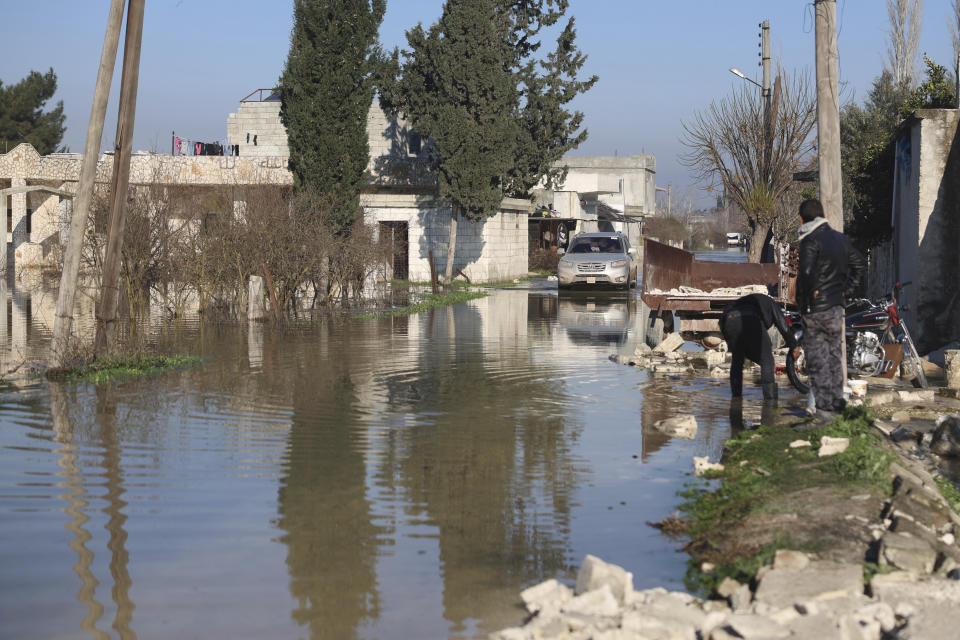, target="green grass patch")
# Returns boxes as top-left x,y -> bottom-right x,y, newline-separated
936,477 -> 960,514
355,290 -> 488,319
678,404 -> 895,596
47,353 -> 200,384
